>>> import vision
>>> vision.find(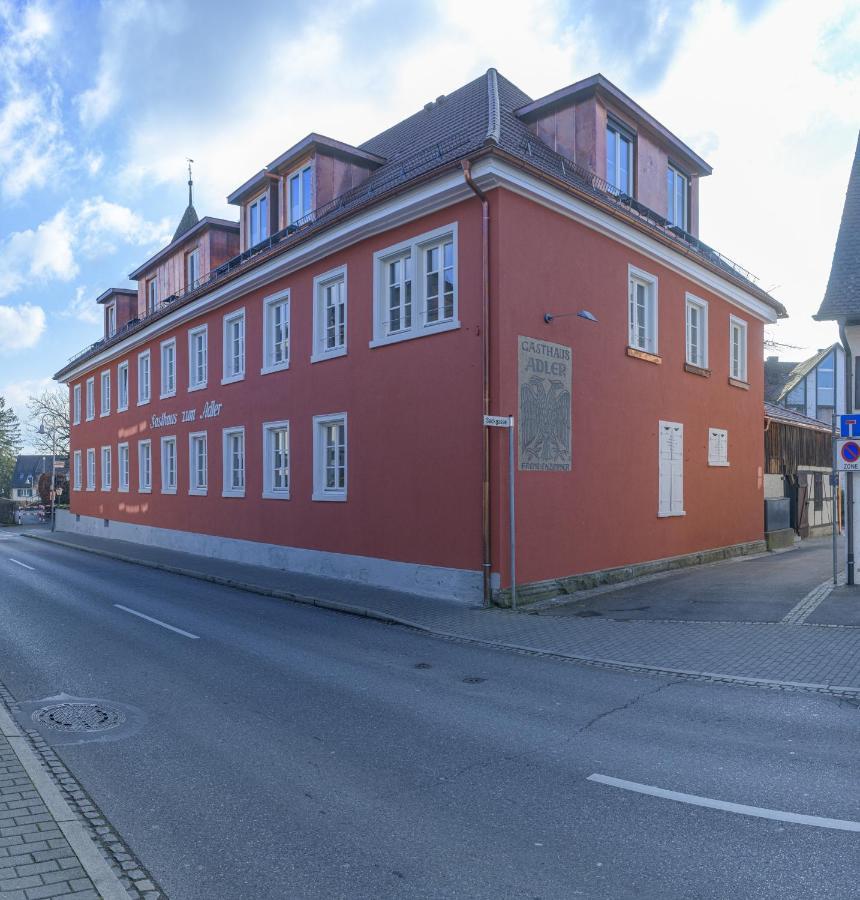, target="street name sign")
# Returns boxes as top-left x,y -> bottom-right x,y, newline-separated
836,439 -> 860,471
839,415 -> 860,438
484,415 -> 513,428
